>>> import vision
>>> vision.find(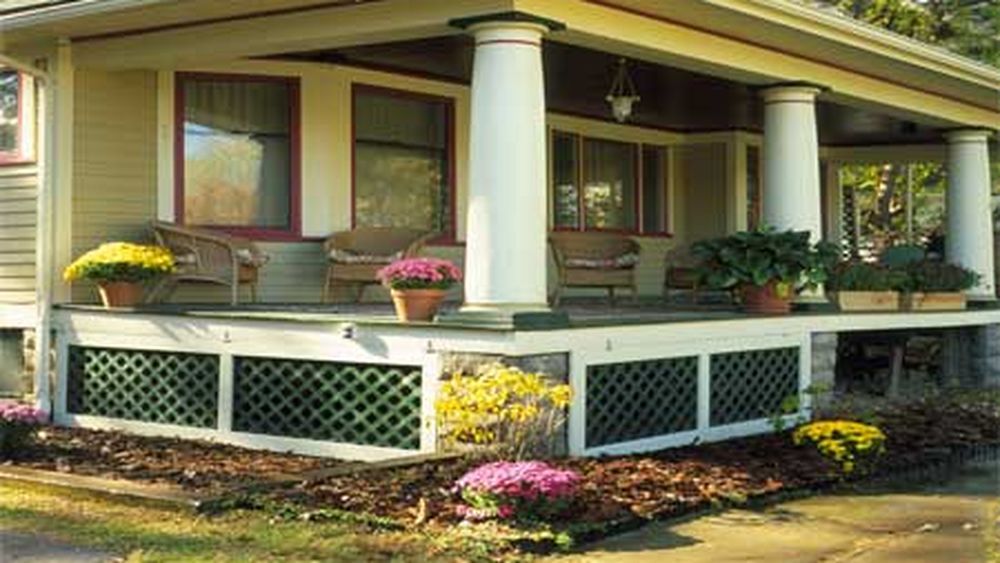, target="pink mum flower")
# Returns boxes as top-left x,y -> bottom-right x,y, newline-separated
377,258 -> 462,290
